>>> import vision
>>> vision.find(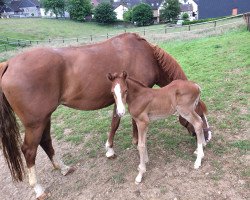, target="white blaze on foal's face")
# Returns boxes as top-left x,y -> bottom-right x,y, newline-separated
114,83 -> 126,117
